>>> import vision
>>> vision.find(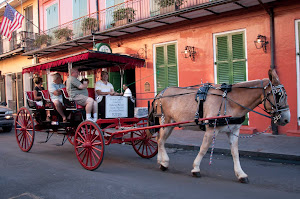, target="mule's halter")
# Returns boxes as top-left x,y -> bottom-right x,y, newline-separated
261,80 -> 289,122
